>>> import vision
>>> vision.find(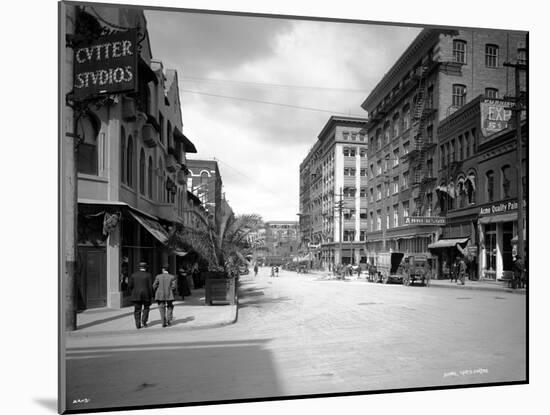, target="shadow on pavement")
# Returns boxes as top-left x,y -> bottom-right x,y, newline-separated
66,339 -> 281,411
34,398 -> 57,413
77,311 -> 135,330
